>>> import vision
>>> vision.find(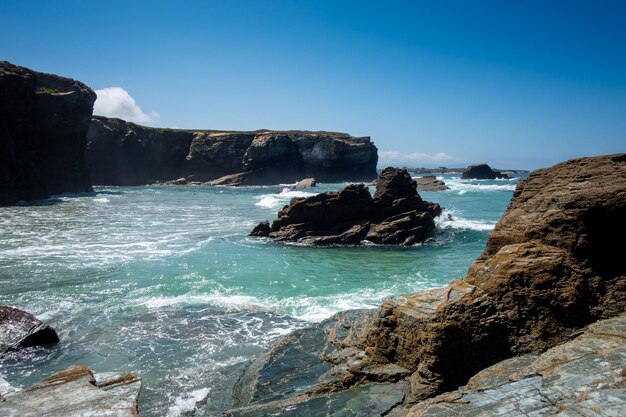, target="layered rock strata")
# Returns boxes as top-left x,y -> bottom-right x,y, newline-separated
250,168 -> 442,245
0,365 -> 141,417
0,61 -> 96,205
461,163 -> 509,180
86,117 -> 378,186
230,154 -> 626,414
0,306 -> 59,358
